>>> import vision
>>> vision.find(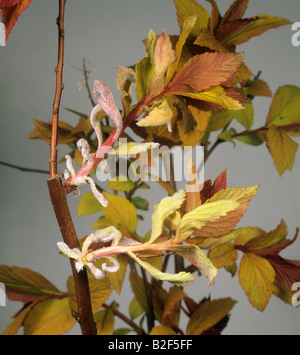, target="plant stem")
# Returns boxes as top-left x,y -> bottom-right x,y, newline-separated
0,161 -> 49,175
140,266 -> 155,333
102,303 -> 145,335
47,0 -> 97,335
